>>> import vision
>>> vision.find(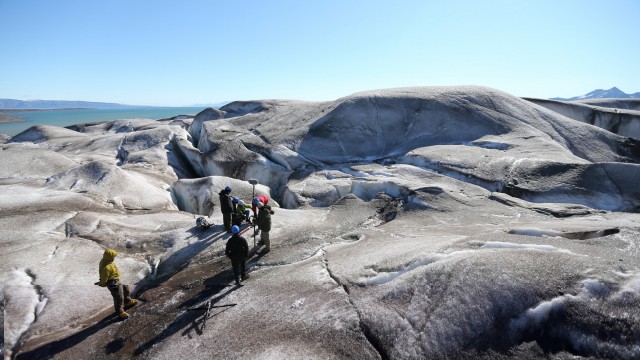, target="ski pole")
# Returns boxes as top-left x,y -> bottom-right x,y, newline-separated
248,179 -> 258,247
